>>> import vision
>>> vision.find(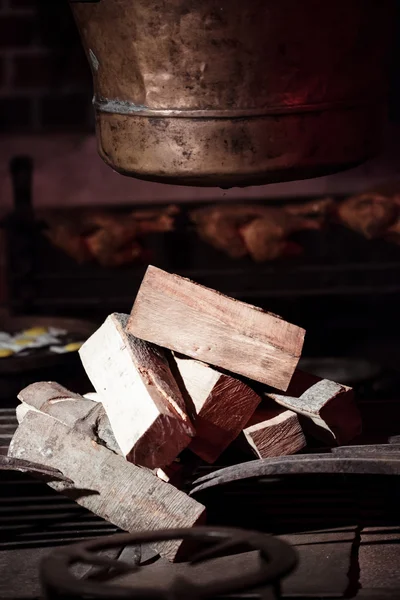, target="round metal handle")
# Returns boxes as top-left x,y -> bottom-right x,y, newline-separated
41,527 -> 297,599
